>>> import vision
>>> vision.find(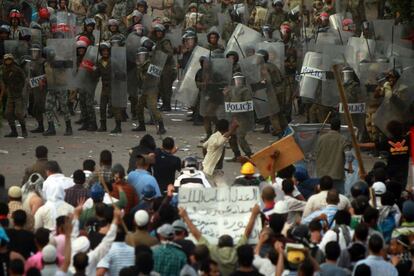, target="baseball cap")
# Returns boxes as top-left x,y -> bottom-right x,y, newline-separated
42,244 -> 57,263
157,224 -> 174,239
134,210 -> 149,227
372,181 -> 386,195
172,220 -> 187,233
8,186 -> 22,198
142,184 -> 156,199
